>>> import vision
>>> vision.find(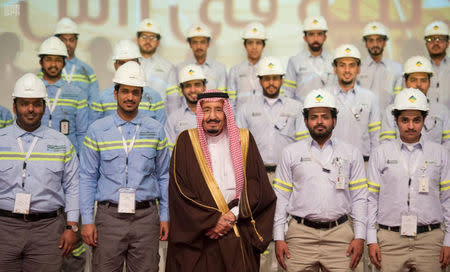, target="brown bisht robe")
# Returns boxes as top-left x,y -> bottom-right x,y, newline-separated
166,129 -> 276,272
